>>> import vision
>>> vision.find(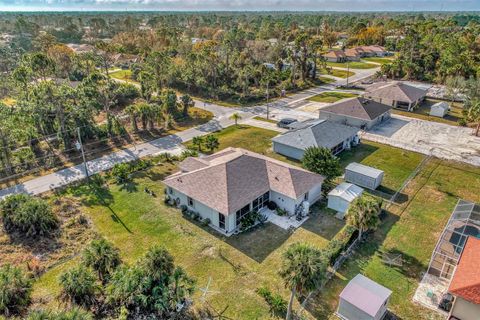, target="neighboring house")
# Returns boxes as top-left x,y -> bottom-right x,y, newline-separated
448,237 -> 480,320
66,43 -> 96,54
112,53 -> 139,67
337,274 -> 392,320
319,97 -> 392,130
327,182 -> 363,219
323,50 -> 347,62
355,45 -> 387,57
344,48 -> 361,61
163,148 -> 324,235
345,162 -> 384,190
364,81 -> 427,111
272,119 -> 360,160
430,101 -> 450,118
